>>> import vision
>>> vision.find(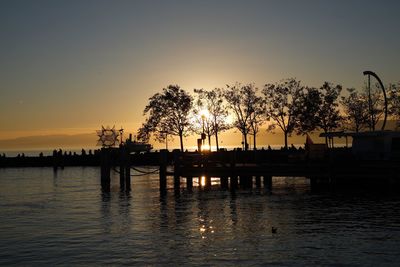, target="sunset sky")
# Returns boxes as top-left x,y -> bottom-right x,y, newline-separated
1,0 -> 399,148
